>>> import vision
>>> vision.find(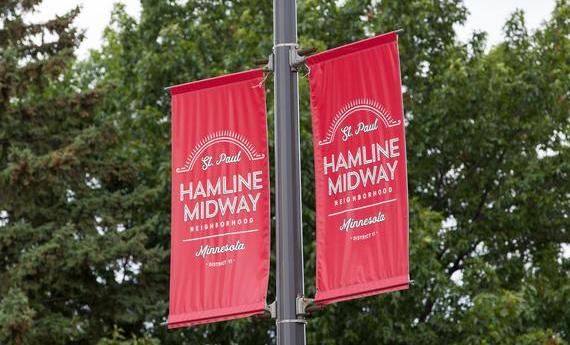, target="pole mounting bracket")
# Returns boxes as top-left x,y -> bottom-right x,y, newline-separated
253,54 -> 274,72
289,48 -> 305,71
295,296 -> 316,316
264,301 -> 276,319
296,296 -> 325,316
289,47 -> 317,71
264,53 -> 274,72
